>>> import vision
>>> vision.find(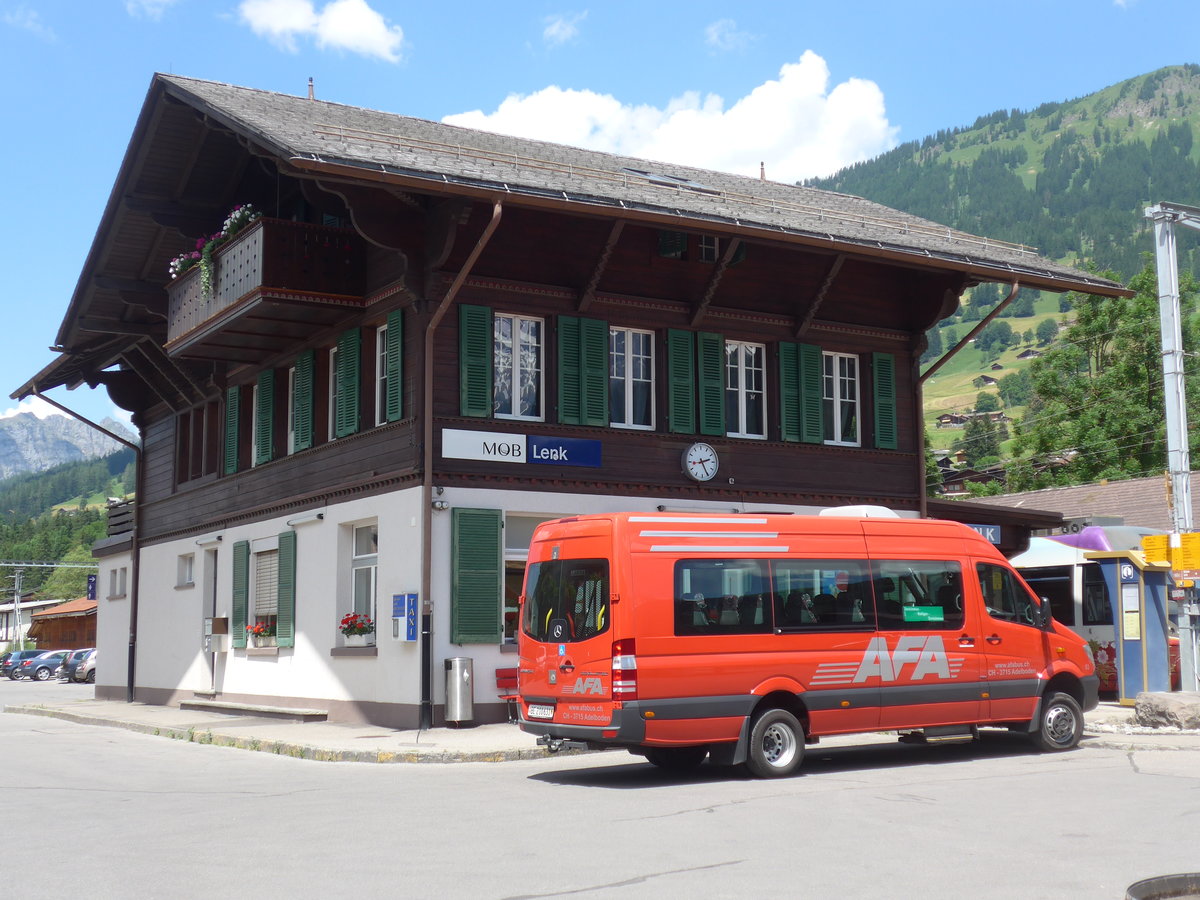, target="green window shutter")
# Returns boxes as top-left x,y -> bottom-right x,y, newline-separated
335,328 -> 361,438
558,315 -> 609,426
451,508 -> 502,644
255,370 -> 275,465
223,386 -> 240,475
580,316 -> 609,426
276,530 -> 296,648
557,315 -> 582,425
658,230 -> 687,258
779,343 -> 800,442
385,309 -> 404,422
799,343 -> 824,444
293,350 -> 314,452
697,331 -> 725,437
459,304 -> 493,417
232,540 -> 249,648
873,352 -> 898,450
667,329 -> 696,434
